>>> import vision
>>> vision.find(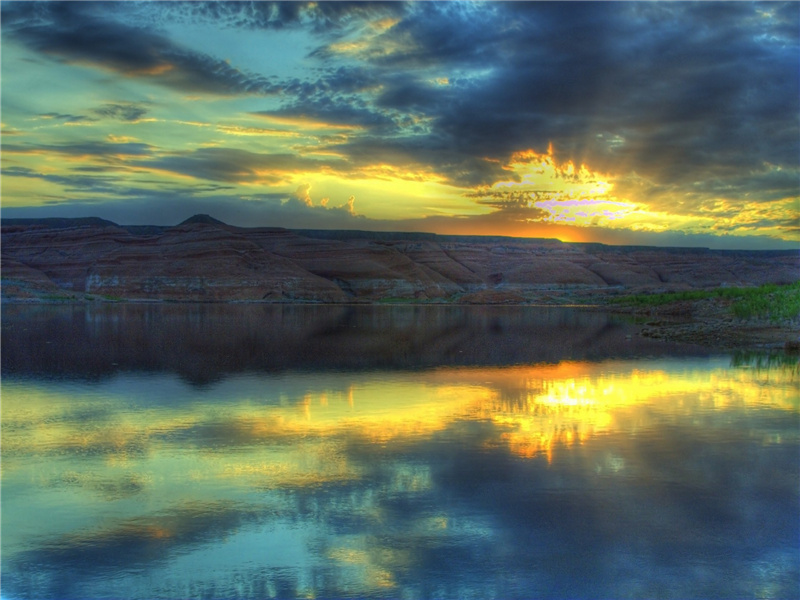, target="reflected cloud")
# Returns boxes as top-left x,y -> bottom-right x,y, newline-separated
5,501 -> 267,600
2,319 -> 798,599
54,470 -> 151,501
4,360 -> 797,478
